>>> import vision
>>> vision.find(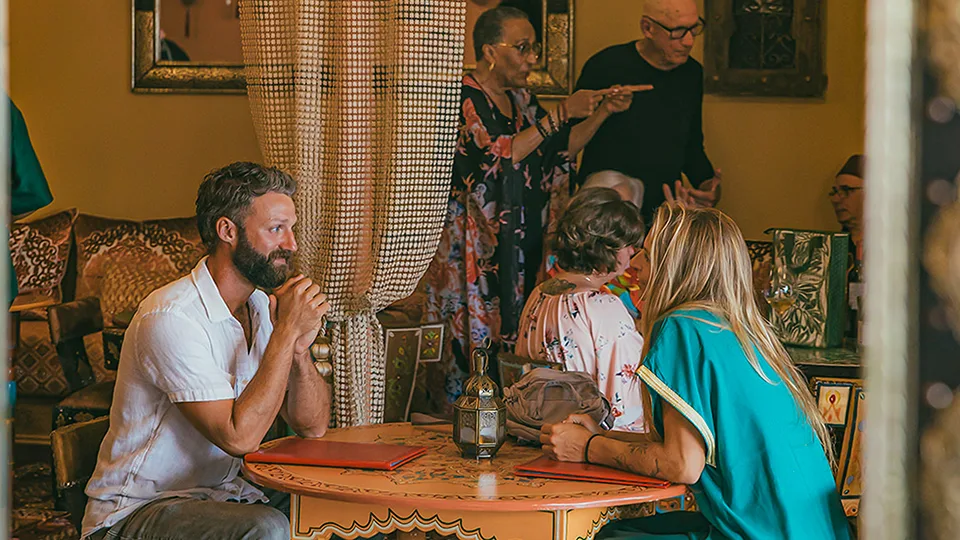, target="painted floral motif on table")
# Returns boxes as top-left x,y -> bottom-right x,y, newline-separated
248,425 -> 690,505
